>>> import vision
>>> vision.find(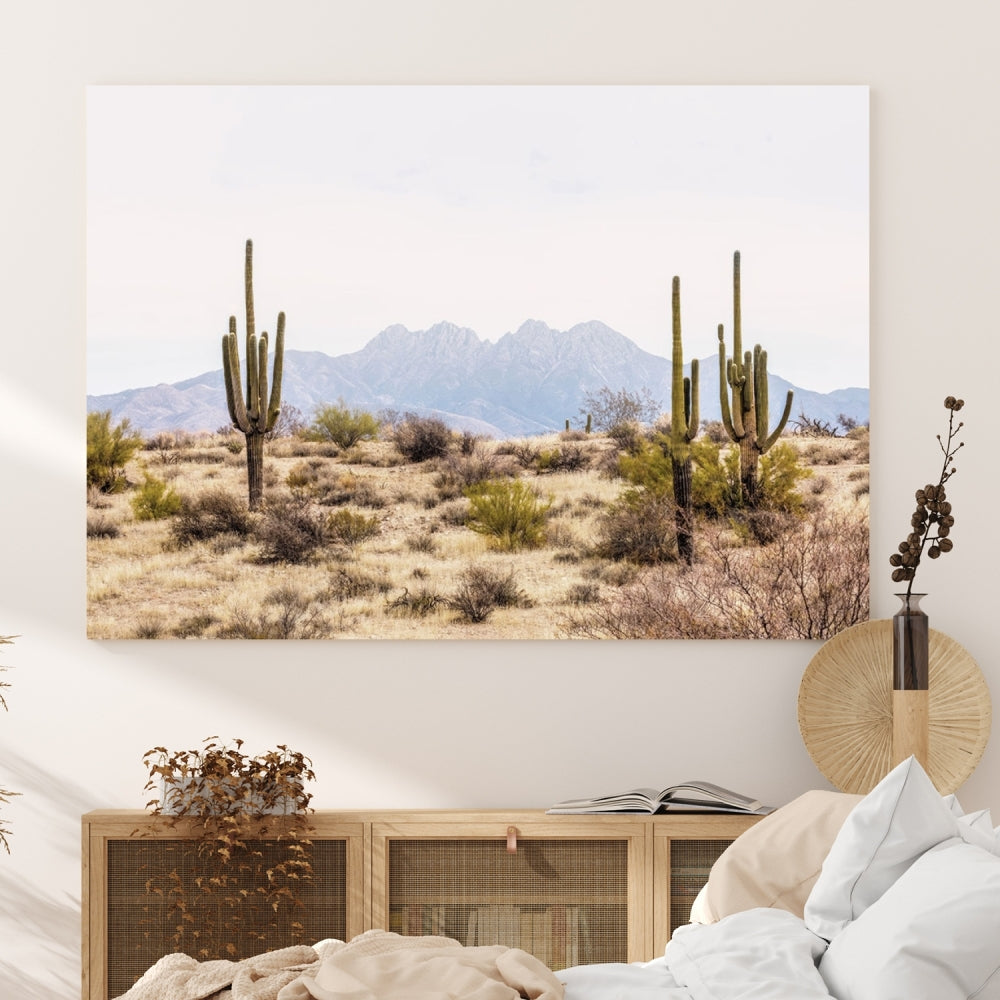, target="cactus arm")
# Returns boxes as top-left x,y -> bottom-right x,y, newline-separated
244,239 -> 255,341
754,344 -> 770,440
718,326 -> 741,441
223,323 -> 251,433
685,358 -> 699,443
761,388 -> 795,452
670,276 -> 689,438
256,330 -> 270,429
266,312 -> 285,430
